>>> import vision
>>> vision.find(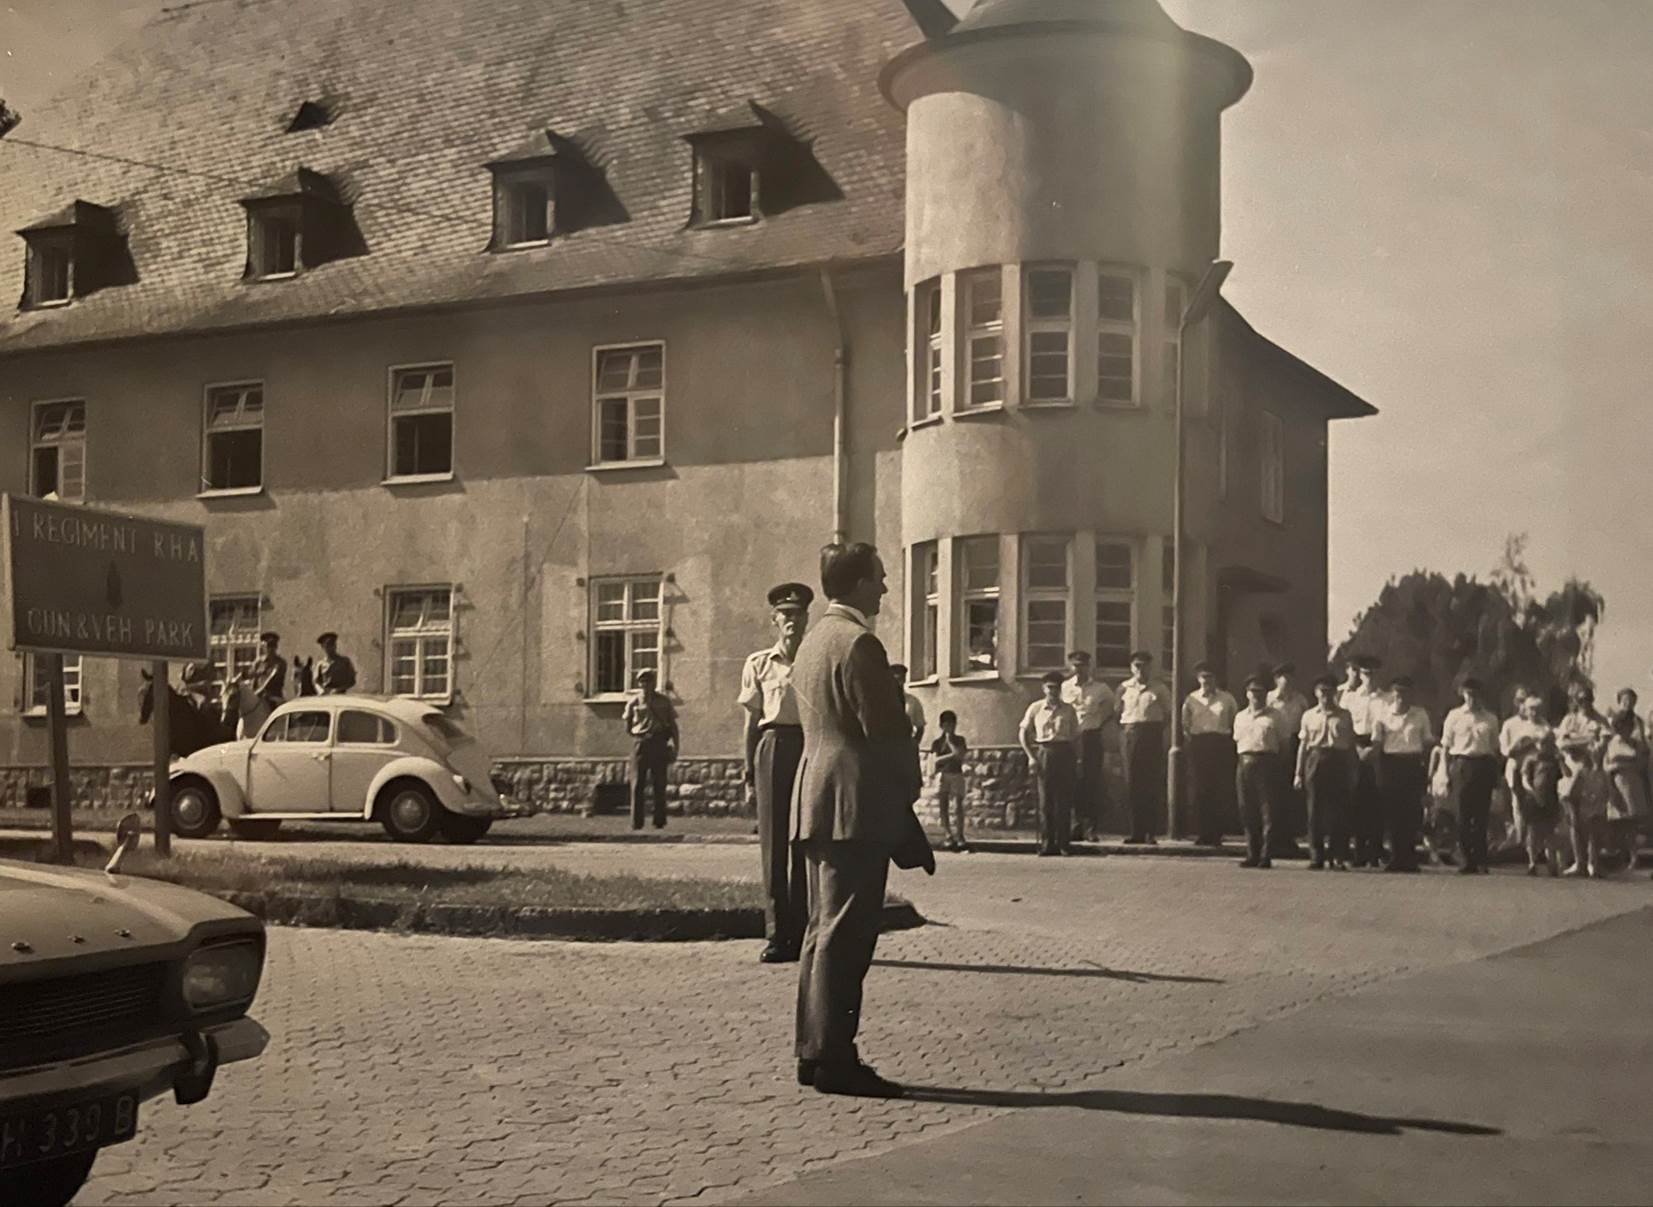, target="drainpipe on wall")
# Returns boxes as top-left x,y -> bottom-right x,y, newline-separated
817,267 -> 849,545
